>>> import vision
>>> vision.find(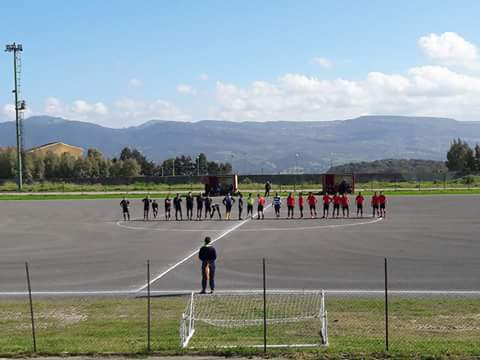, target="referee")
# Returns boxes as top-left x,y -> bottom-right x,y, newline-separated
199,236 -> 217,294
